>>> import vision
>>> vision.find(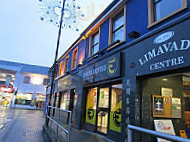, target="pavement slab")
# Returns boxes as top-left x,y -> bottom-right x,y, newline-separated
0,108 -> 46,142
